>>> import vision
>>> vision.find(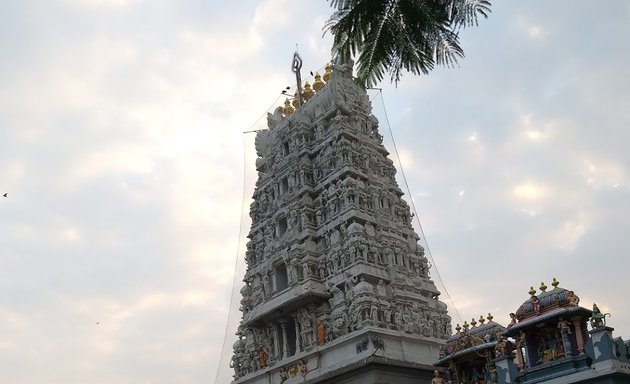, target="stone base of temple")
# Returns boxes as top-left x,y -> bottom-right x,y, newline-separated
304,358 -> 436,384
233,326 -> 441,384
